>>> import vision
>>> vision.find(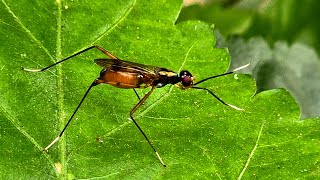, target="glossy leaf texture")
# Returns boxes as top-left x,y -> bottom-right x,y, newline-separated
0,0 -> 319,179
